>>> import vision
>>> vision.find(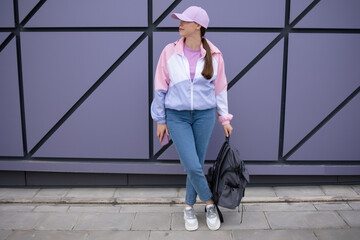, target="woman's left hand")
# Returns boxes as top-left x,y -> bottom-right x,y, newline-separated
223,123 -> 233,137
